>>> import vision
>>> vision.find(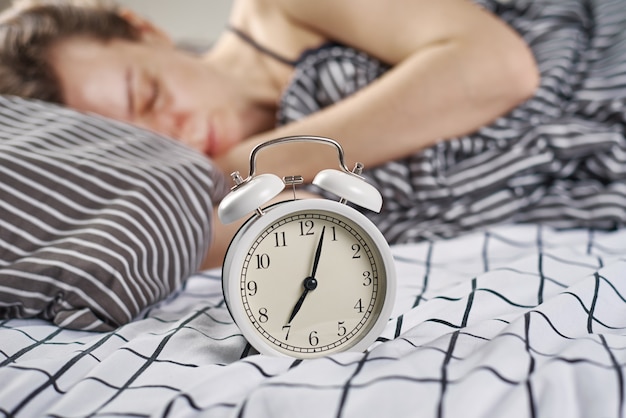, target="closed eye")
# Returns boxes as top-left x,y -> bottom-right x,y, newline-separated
125,67 -> 135,119
143,78 -> 160,114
